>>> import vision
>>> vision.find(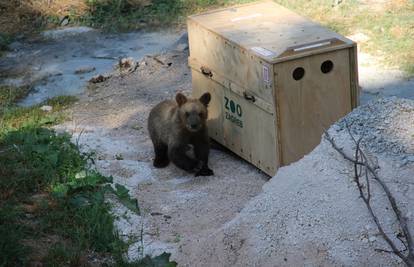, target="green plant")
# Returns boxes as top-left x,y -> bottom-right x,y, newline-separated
43,243 -> 83,267
0,33 -> 13,56
0,205 -> 31,267
0,95 -> 176,266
